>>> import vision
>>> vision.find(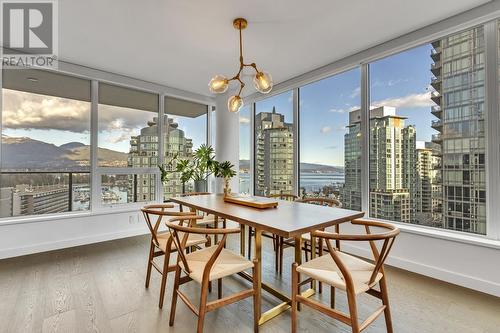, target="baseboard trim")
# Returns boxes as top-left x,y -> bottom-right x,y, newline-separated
341,243 -> 500,297
0,228 -> 149,260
